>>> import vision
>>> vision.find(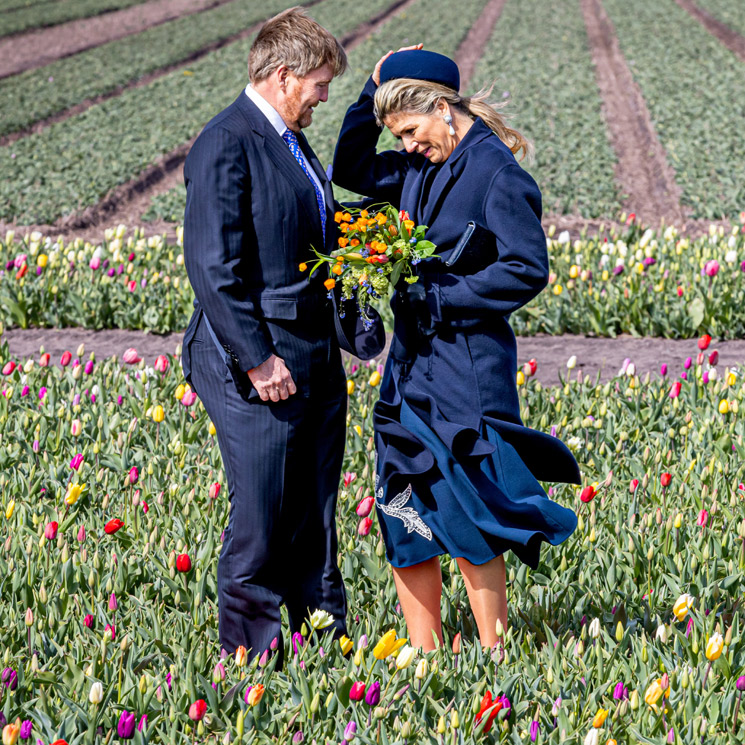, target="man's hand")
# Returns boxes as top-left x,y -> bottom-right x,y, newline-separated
247,354 -> 297,402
